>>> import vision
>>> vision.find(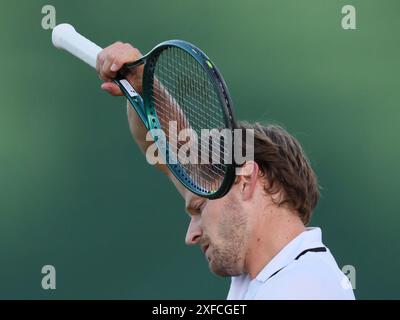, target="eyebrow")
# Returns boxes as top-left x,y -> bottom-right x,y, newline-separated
185,203 -> 196,216
185,198 -> 203,216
